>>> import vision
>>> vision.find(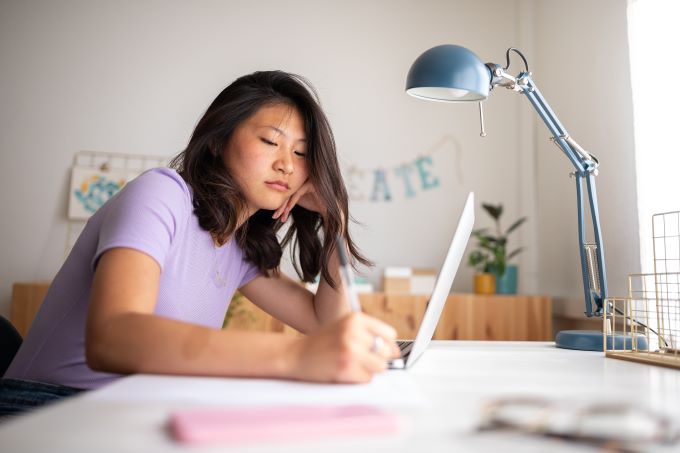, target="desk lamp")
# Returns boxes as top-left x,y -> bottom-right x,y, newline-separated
405,45 -> 615,351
